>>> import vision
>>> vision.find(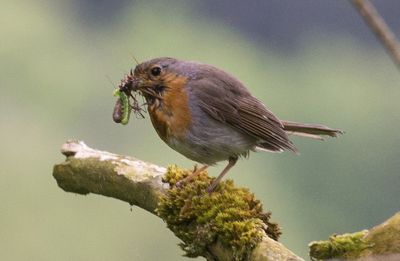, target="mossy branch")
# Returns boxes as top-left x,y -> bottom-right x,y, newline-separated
309,212 -> 400,260
53,140 -> 303,261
